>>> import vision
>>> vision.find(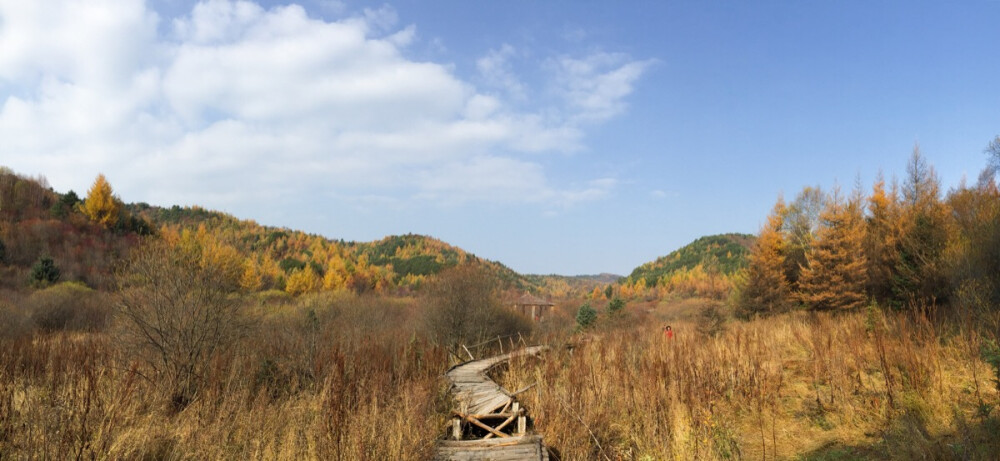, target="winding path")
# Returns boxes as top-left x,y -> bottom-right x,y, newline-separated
435,346 -> 549,461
